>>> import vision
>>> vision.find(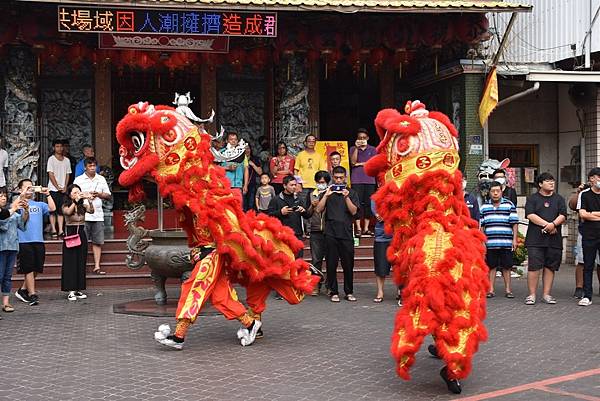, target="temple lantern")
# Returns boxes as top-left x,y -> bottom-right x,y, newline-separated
248,47 -> 269,71
393,49 -> 415,79
226,48 -> 246,73
137,52 -> 155,70
322,48 -> 341,79
348,50 -> 362,75
422,16 -> 453,74
368,47 -> 388,73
